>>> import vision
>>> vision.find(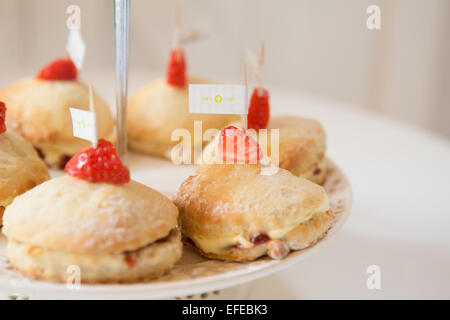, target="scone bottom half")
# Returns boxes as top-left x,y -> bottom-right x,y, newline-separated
6,228 -> 182,284
2,140 -> 182,283
175,164 -> 334,262
181,209 -> 334,262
